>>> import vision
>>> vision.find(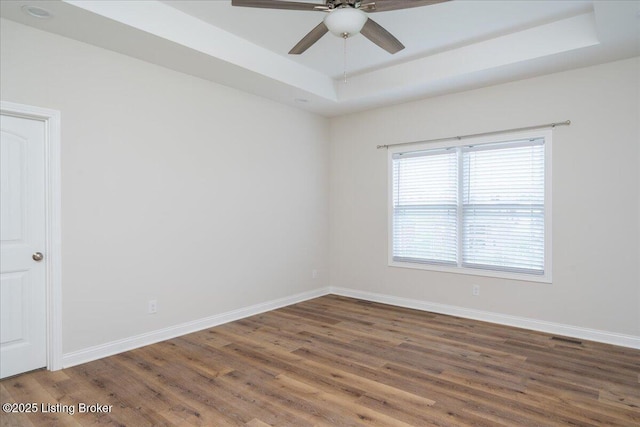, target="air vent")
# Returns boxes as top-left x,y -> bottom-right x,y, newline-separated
551,336 -> 583,345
